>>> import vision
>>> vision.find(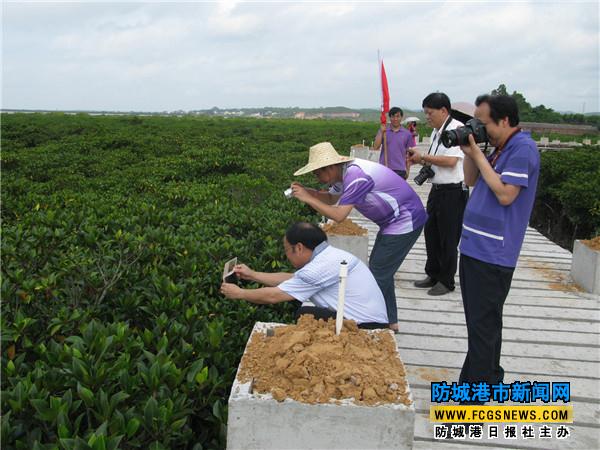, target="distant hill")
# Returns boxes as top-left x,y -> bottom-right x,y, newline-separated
1,106 -> 424,122
4,106 -> 595,125
190,106 -> 424,122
